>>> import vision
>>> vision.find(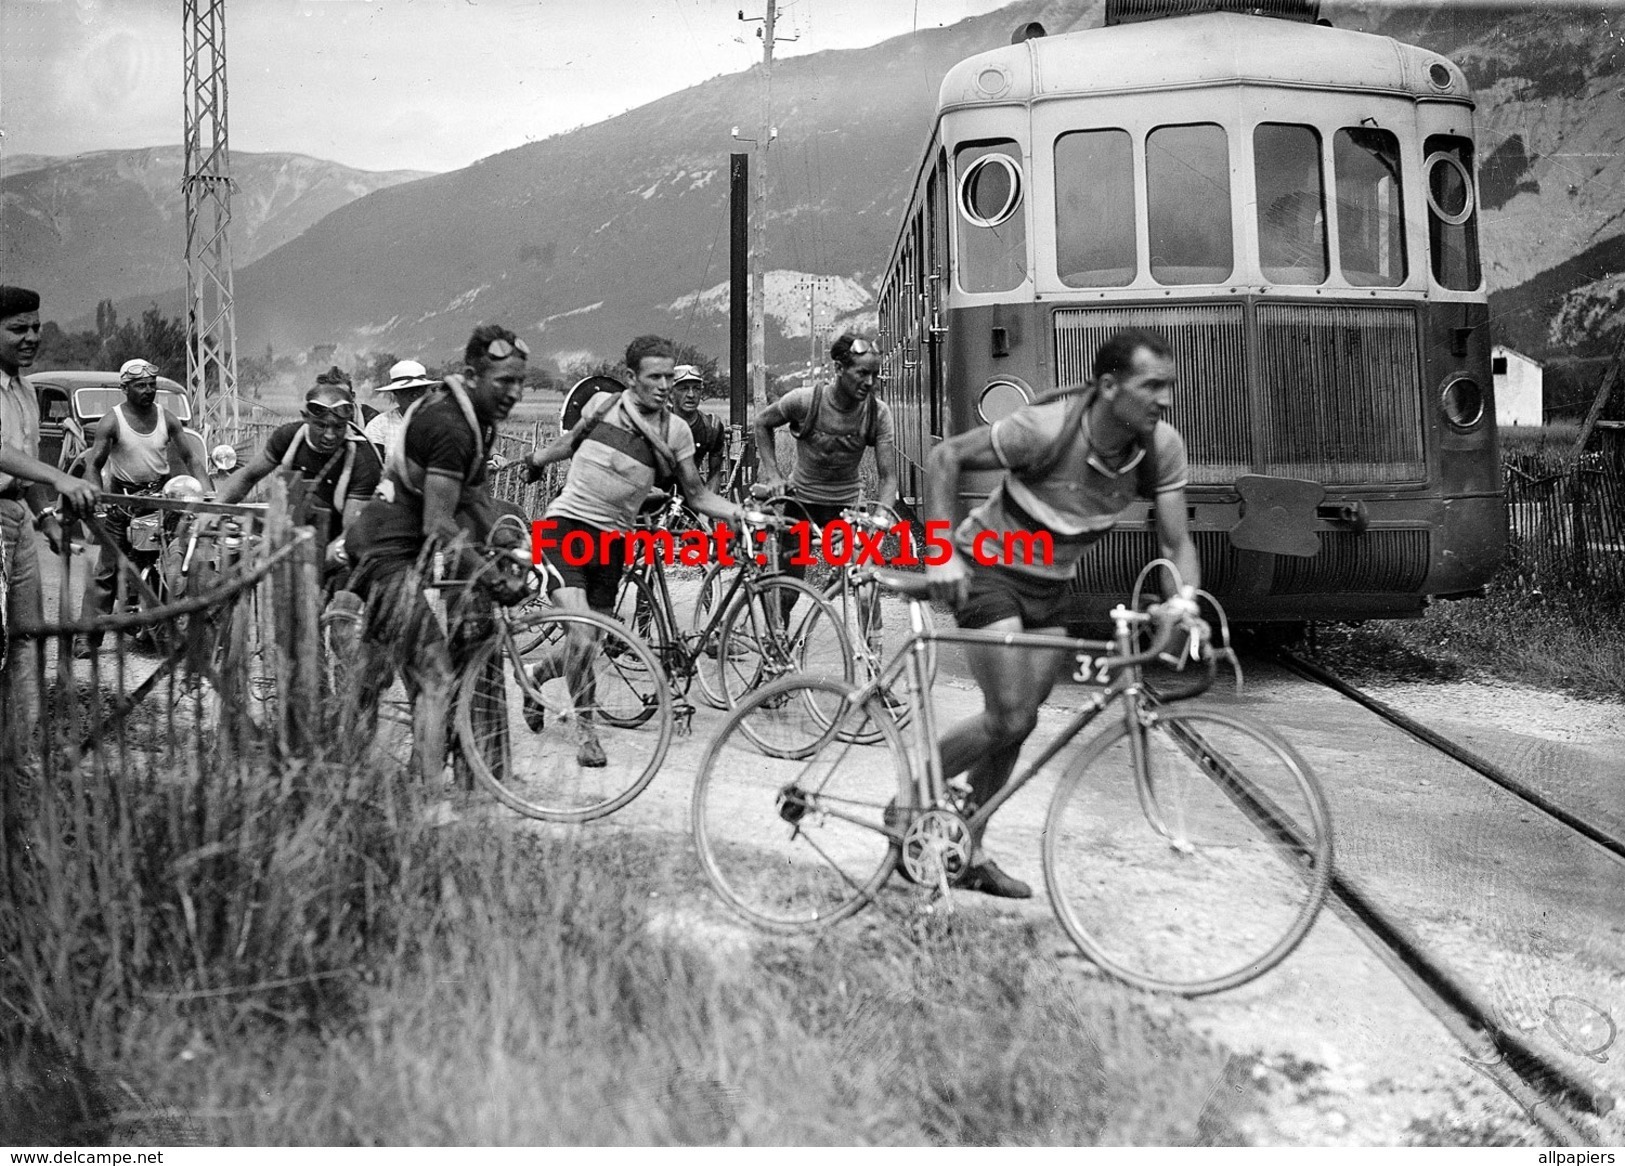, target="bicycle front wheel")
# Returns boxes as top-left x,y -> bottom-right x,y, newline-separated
692,675 -> 908,930
1042,706 -> 1332,995
455,608 -> 673,822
